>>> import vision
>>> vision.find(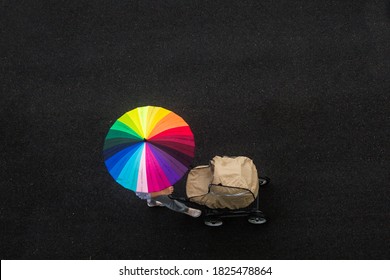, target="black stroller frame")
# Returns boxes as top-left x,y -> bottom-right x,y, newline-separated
201,176 -> 270,227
